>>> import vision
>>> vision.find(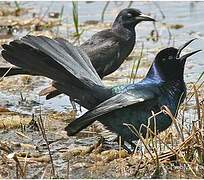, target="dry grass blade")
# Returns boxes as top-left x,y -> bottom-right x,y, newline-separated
0,67 -> 12,81
37,114 -> 56,177
152,110 -> 158,149
162,105 -> 184,141
186,72 -> 204,103
151,148 -> 161,178
15,131 -> 32,140
193,84 -> 201,128
22,152 -> 28,178
140,124 -> 178,155
179,152 -> 197,177
123,123 -> 156,164
41,165 -> 49,179
129,43 -> 144,83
